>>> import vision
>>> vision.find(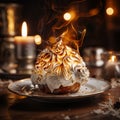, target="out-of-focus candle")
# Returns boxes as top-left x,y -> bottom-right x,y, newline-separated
106,55 -> 117,68
107,55 -> 116,63
103,55 -> 117,80
109,55 -> 116,62
14,21 -> 36,59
